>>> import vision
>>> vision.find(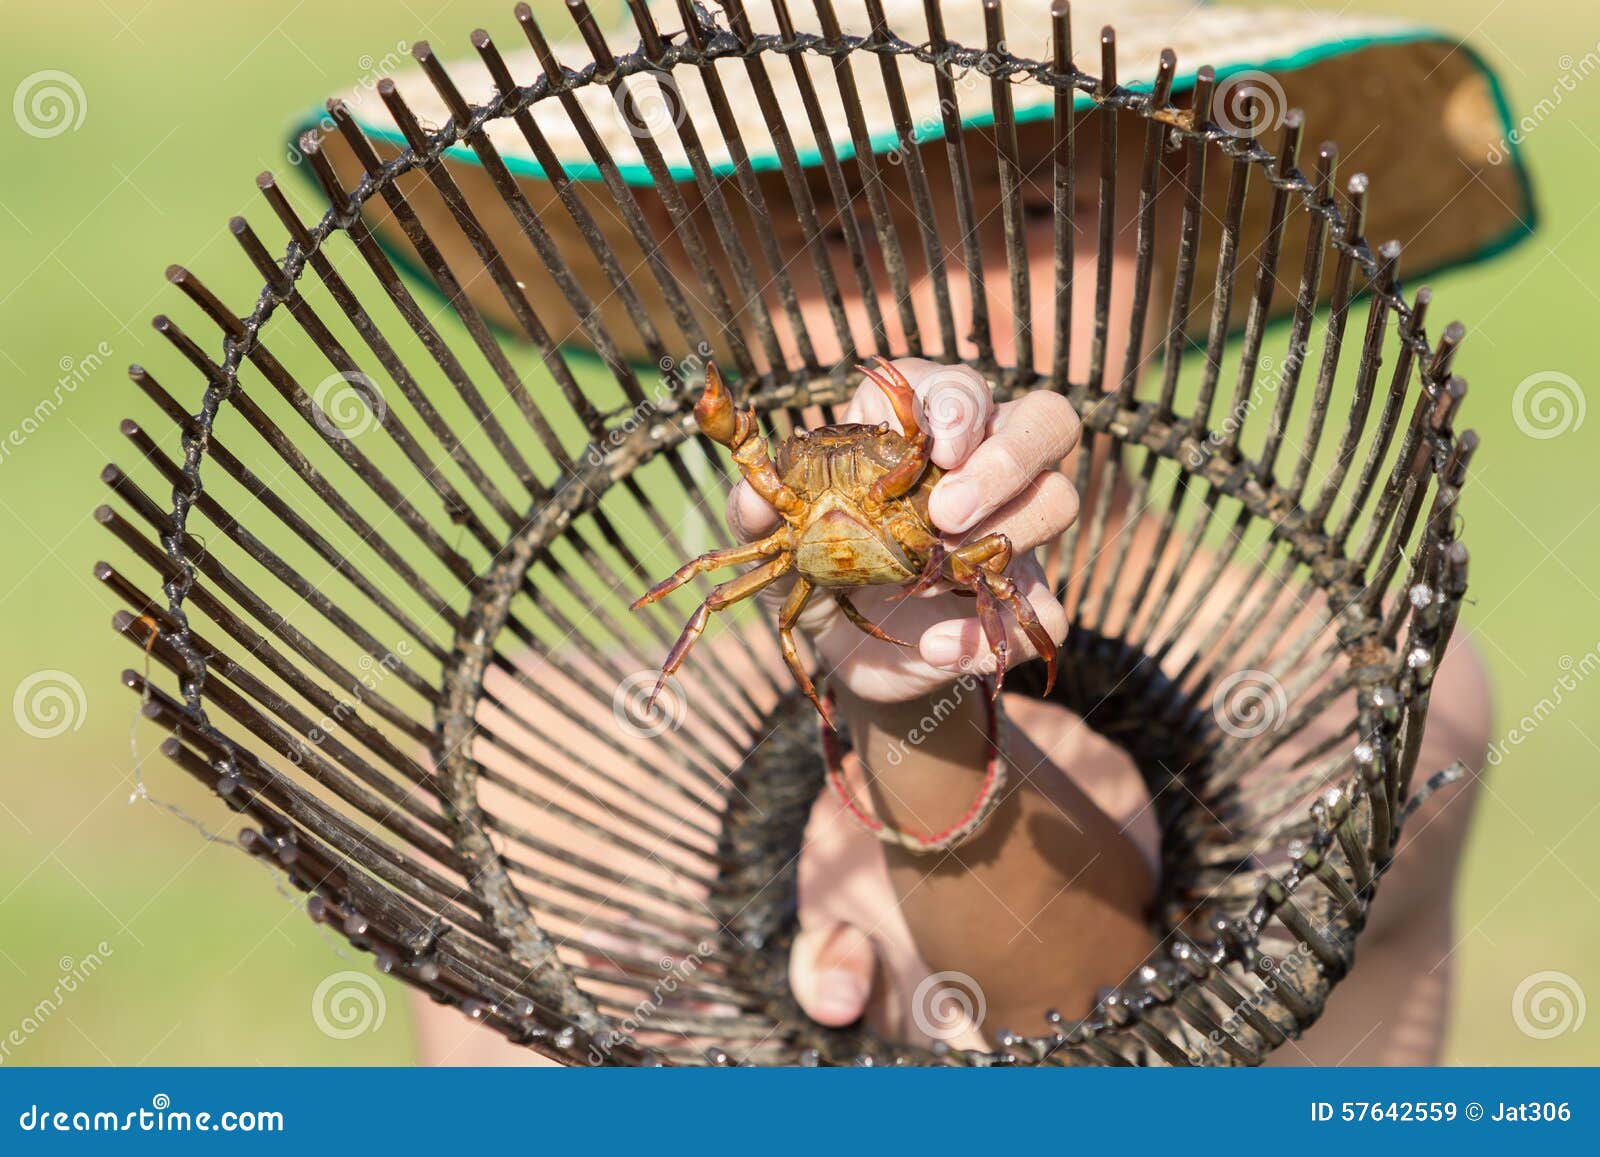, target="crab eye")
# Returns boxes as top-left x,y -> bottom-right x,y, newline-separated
876,421 -> 889,434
